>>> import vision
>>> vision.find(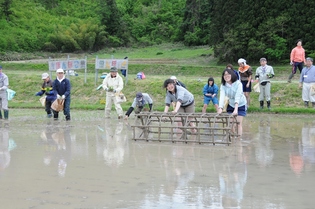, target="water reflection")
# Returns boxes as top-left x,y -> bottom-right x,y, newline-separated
254,117 -> 274,167
96,120 -> 129,167
289,140 -> 304,176
301,122 -> 315,172
39,123 -> 72,177
0,127 -> 16,170
219,142 -> 248,208
1,112 -> 315,209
